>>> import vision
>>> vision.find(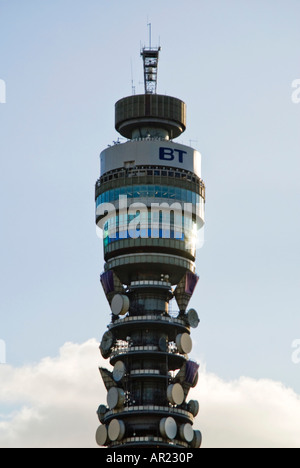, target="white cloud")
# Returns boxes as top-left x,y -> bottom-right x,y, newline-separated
0,339 -> 104,448
0,339 -> 300,448
190,369 -> 300,448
